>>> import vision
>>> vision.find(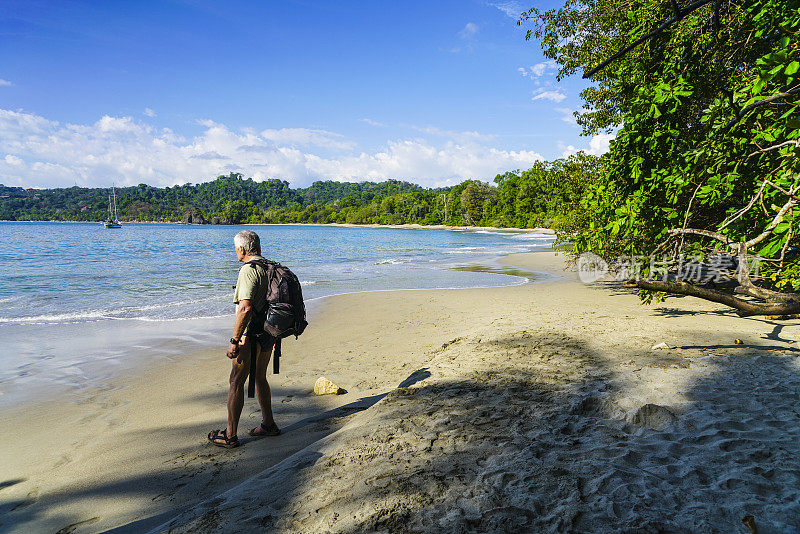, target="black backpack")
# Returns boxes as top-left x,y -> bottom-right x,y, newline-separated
246,259 -> 308,340
244,259 -> 307,391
